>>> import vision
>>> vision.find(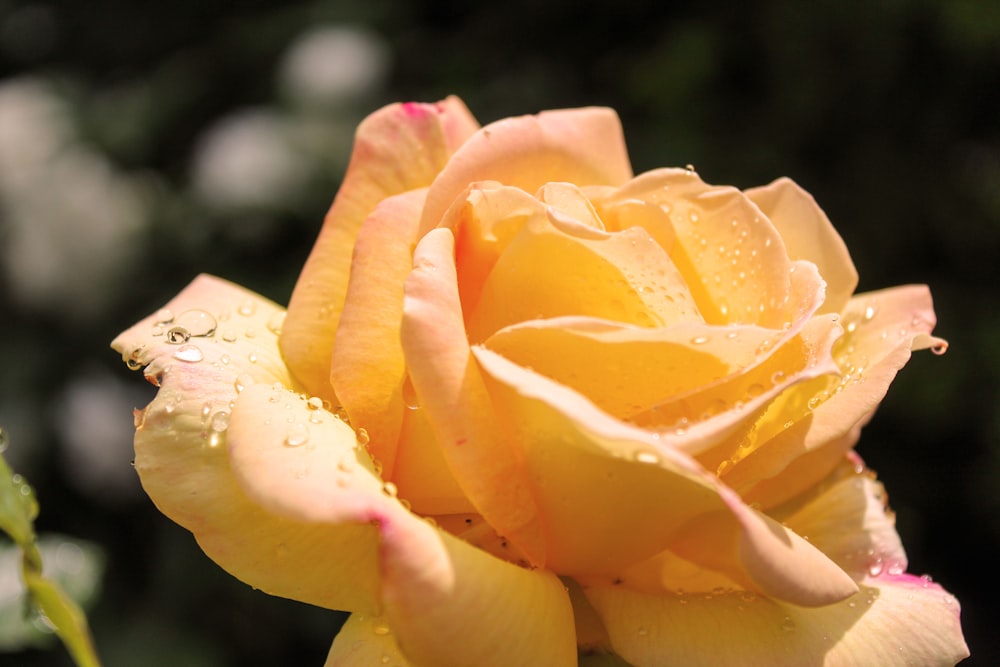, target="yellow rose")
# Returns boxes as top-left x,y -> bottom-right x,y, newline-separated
113,97 -> 968,666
